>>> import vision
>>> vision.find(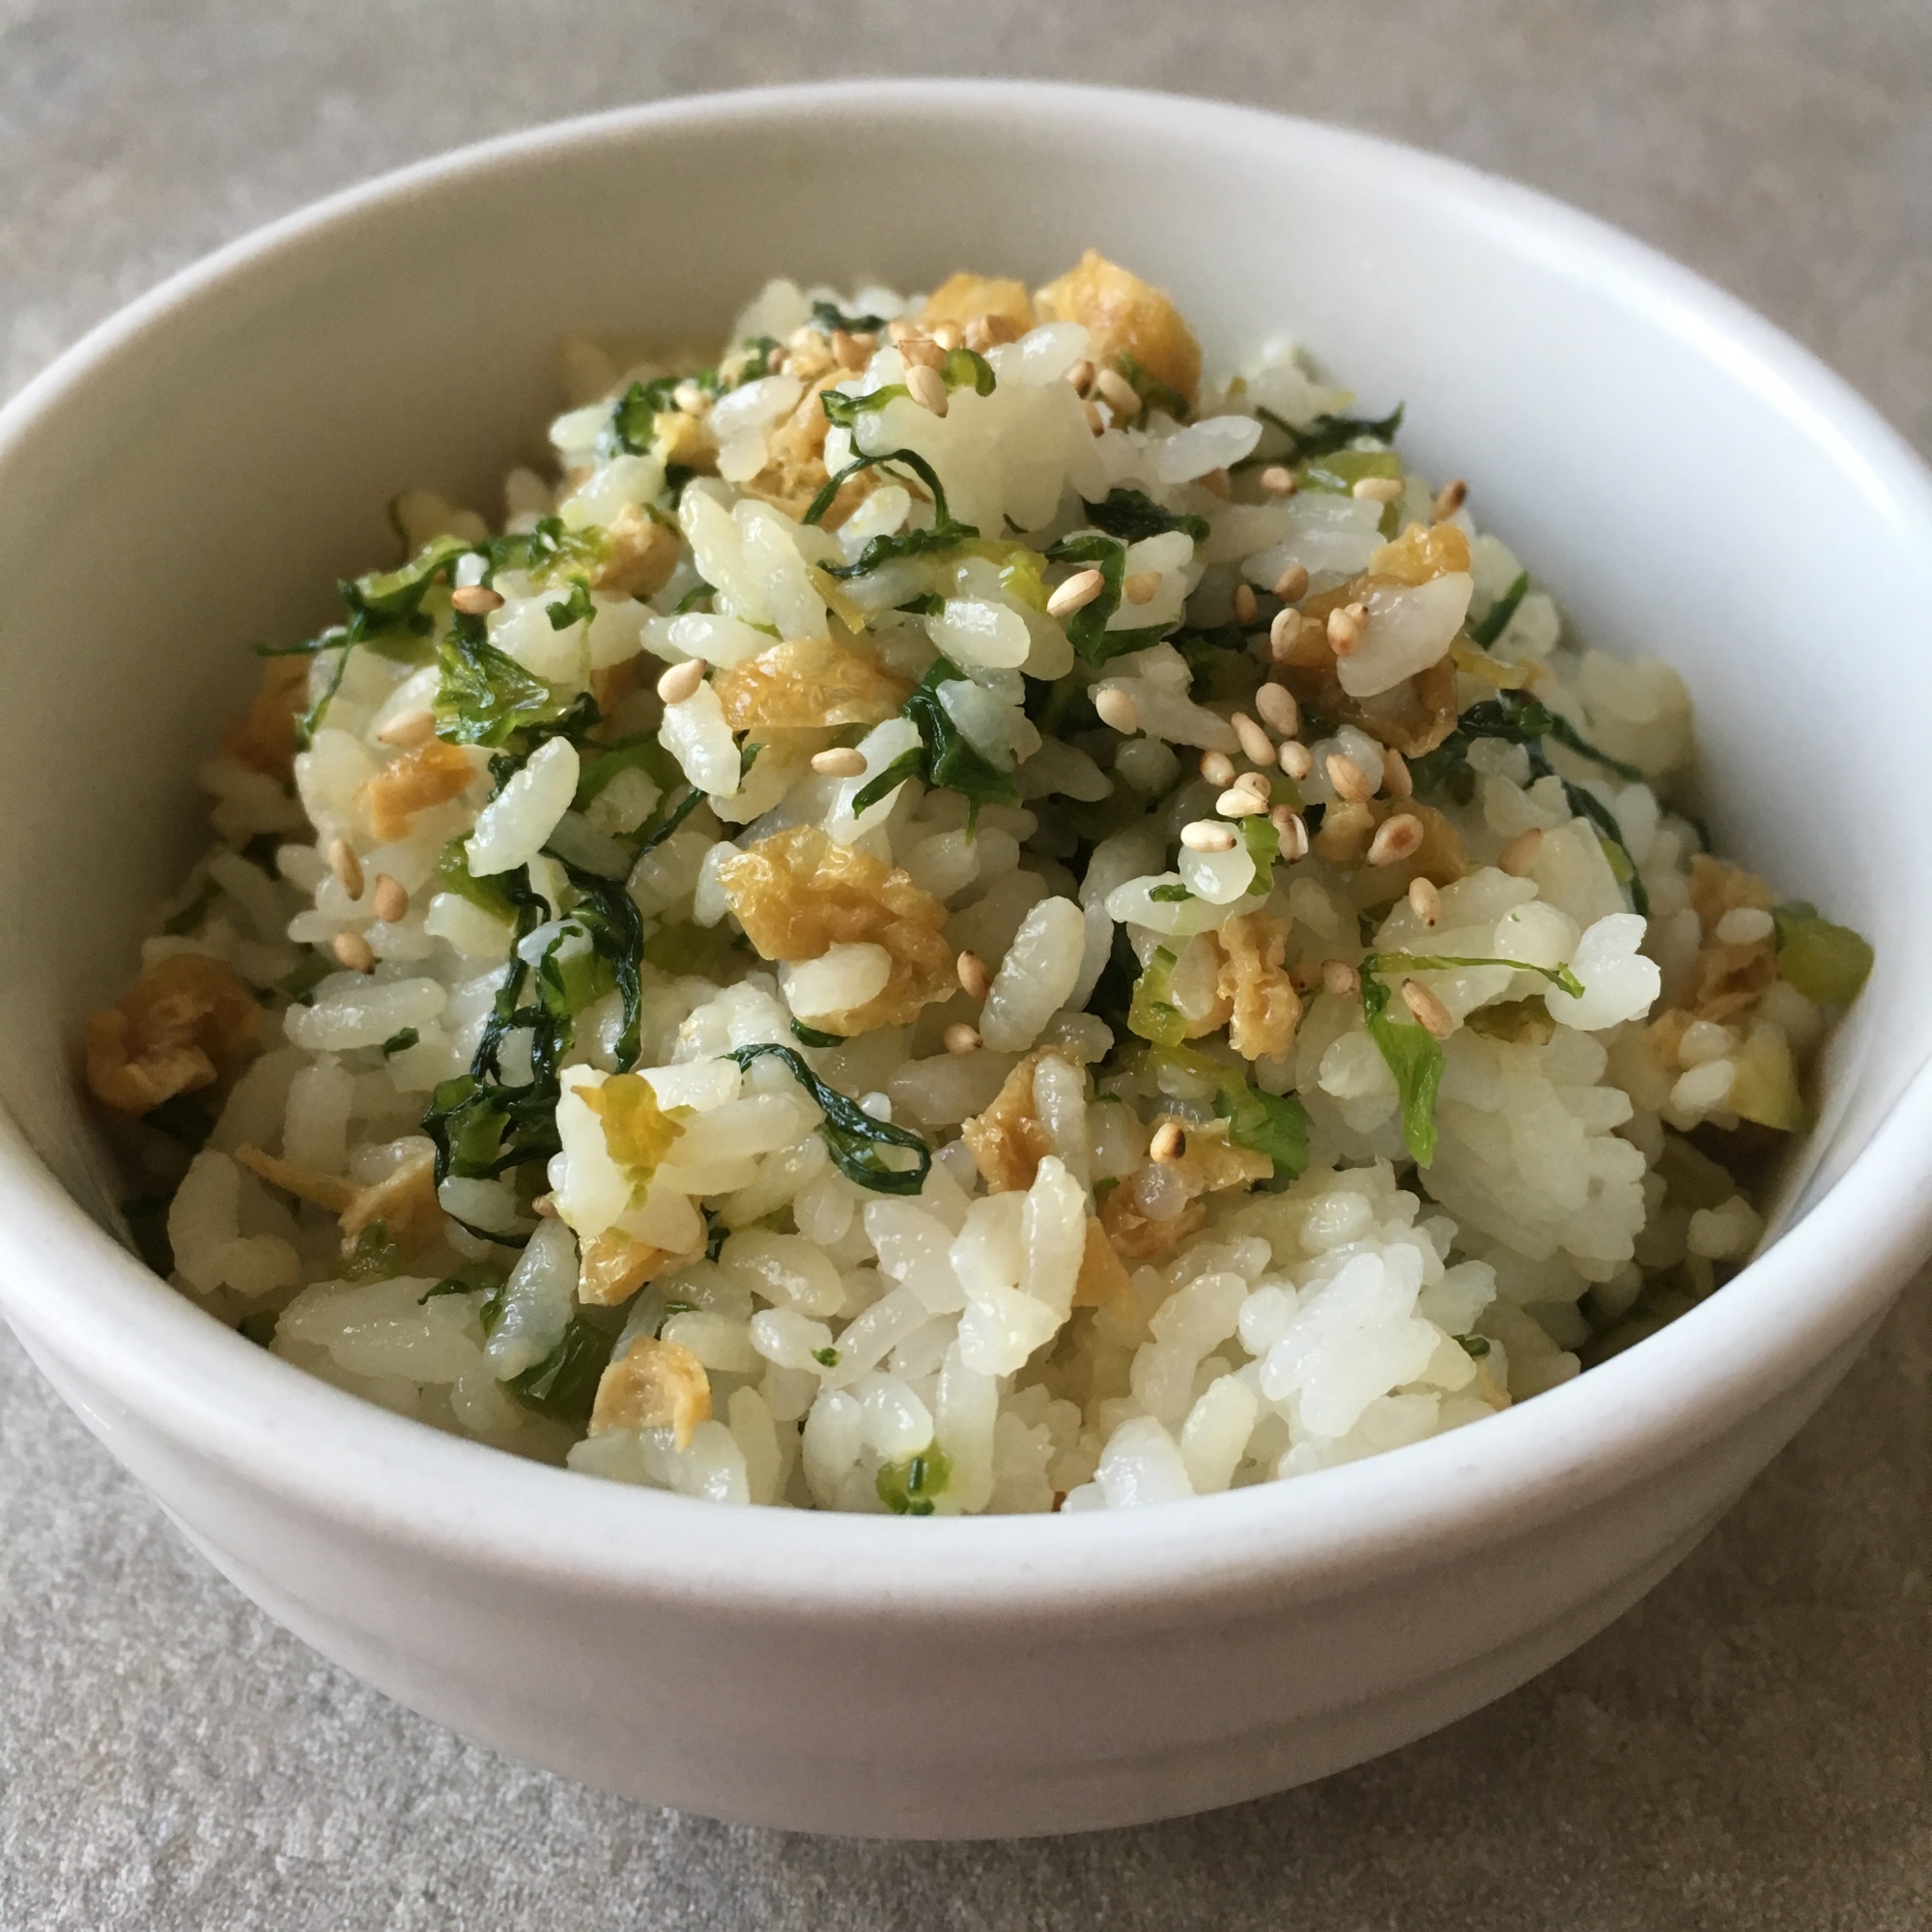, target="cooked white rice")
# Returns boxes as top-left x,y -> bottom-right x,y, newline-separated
85,256 -> 1873,1514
